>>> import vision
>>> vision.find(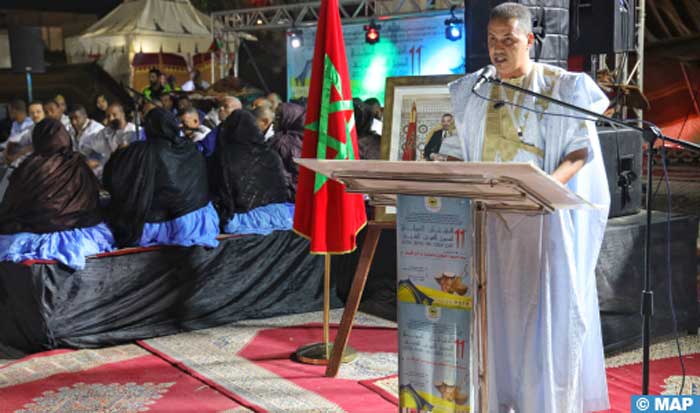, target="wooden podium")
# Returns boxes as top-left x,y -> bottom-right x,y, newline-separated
296,159 -> 594,412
